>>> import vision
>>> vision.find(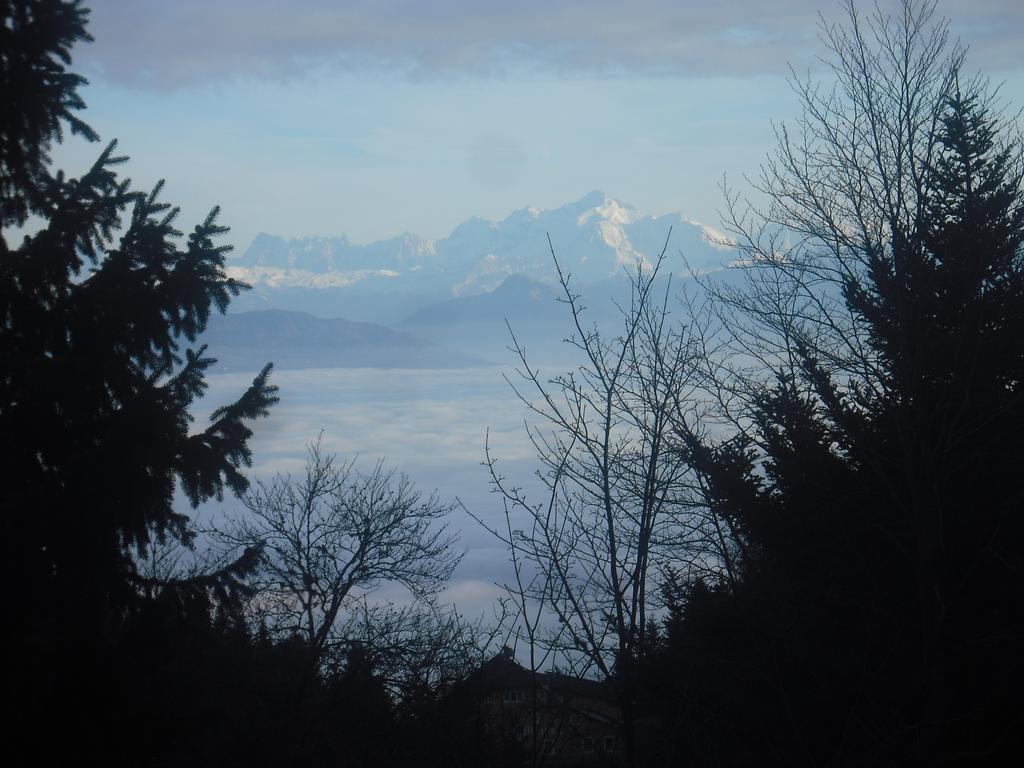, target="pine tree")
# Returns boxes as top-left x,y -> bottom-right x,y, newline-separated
659,79 -> 1024,766
0,0 -> 98,226
1,2 -> 279,747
